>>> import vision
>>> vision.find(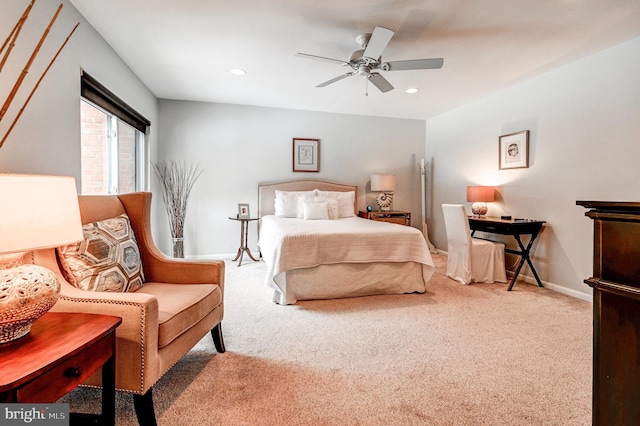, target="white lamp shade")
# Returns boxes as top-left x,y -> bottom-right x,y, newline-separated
371,174 -> 397,192
0,174 -> 83,254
